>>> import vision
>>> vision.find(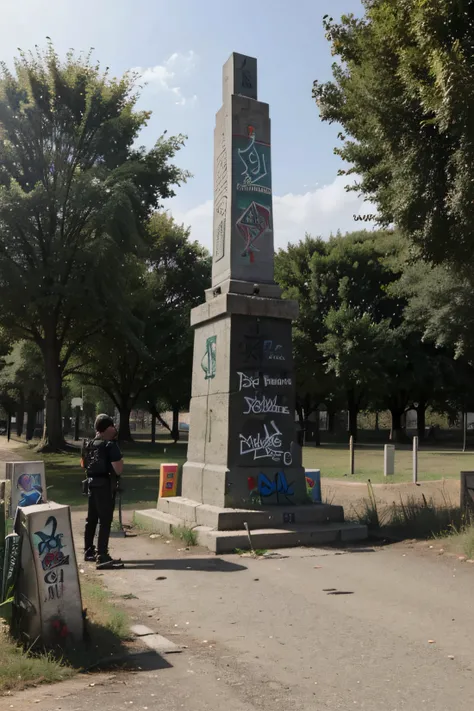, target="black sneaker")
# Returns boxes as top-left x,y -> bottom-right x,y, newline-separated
84,547 -> 97,562
96,553 -> 124,570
